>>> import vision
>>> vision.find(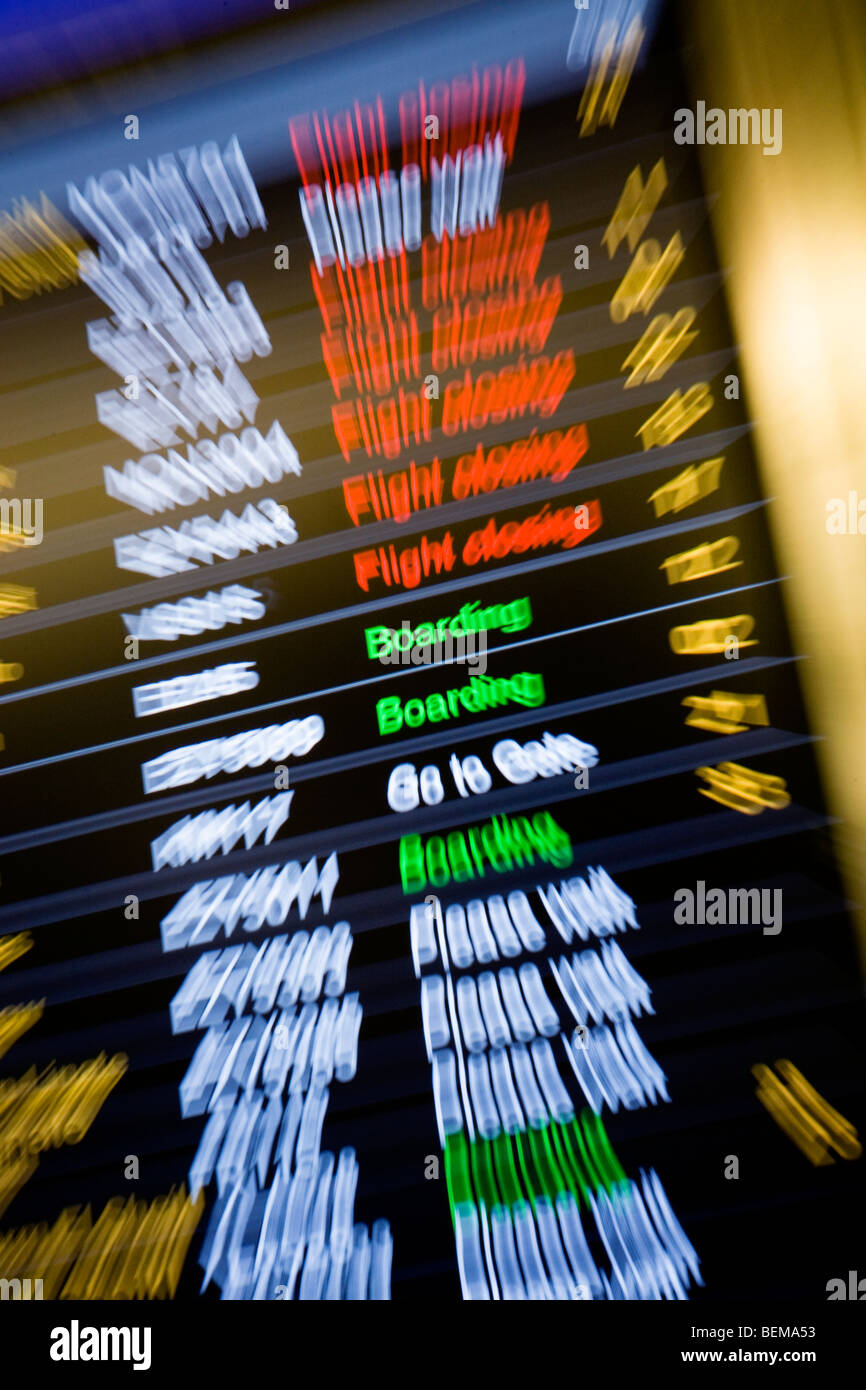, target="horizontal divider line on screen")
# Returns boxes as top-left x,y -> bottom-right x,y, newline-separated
0,873 -> 844,1019
0,726 -> 817,933
0,344 -> 737,581
0,495 -> 770,712
0,273 -> 731,523
0,573 -> 781,774
0,420 -> 753,637
0,654 -> 798,854
1,917 -> 851,1063
0,194 -> 716,416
